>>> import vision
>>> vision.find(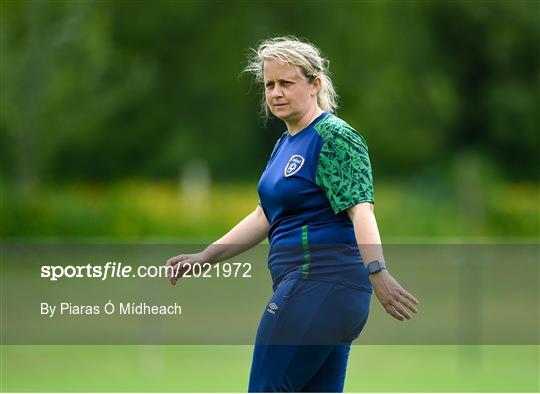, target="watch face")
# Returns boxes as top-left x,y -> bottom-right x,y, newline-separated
367,260 -> 384,274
